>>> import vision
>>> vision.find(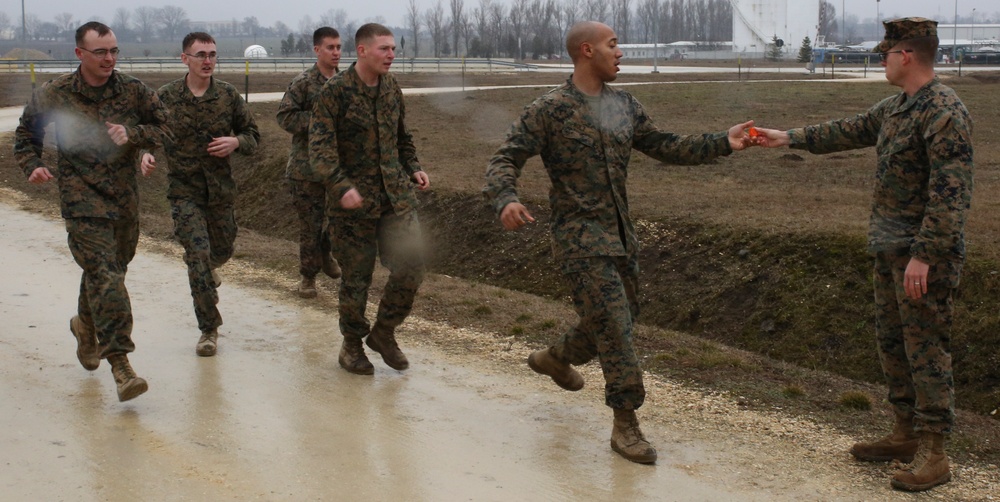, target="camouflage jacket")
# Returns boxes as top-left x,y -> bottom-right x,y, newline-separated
14,68 -> 169,220
483,77 -> 733,260
308,63 -> 423,219
276,64 -> 335,181
788,78 -> 973,265
157,76 -> 260,206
